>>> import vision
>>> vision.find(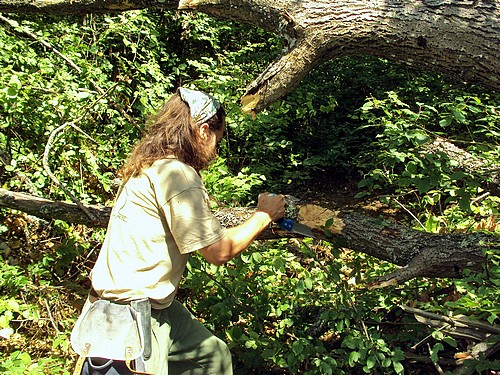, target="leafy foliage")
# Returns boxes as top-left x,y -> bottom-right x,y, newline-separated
354,87 -> 500,232
1,9 -> 499,375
